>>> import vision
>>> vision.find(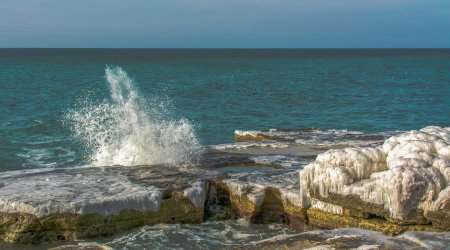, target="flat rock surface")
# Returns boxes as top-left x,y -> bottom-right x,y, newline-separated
0,128 -> 390,220
0,166 -> 165,217
0,146 -> 312,218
